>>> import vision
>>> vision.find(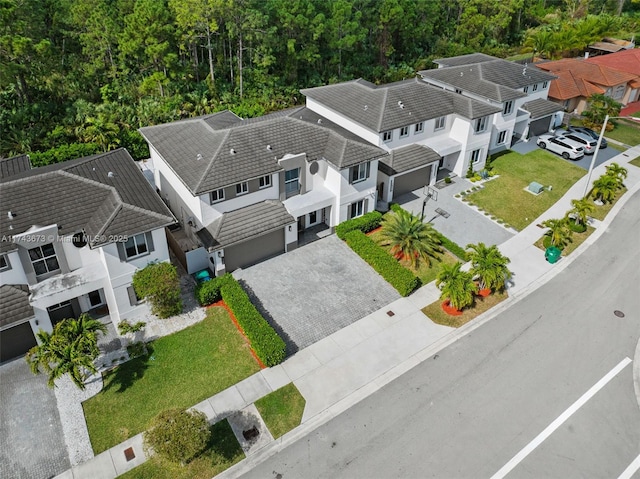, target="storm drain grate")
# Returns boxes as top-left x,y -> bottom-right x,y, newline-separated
124,447 -> 135,462
387,310 -> 395,317
614,310 -> 625,318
